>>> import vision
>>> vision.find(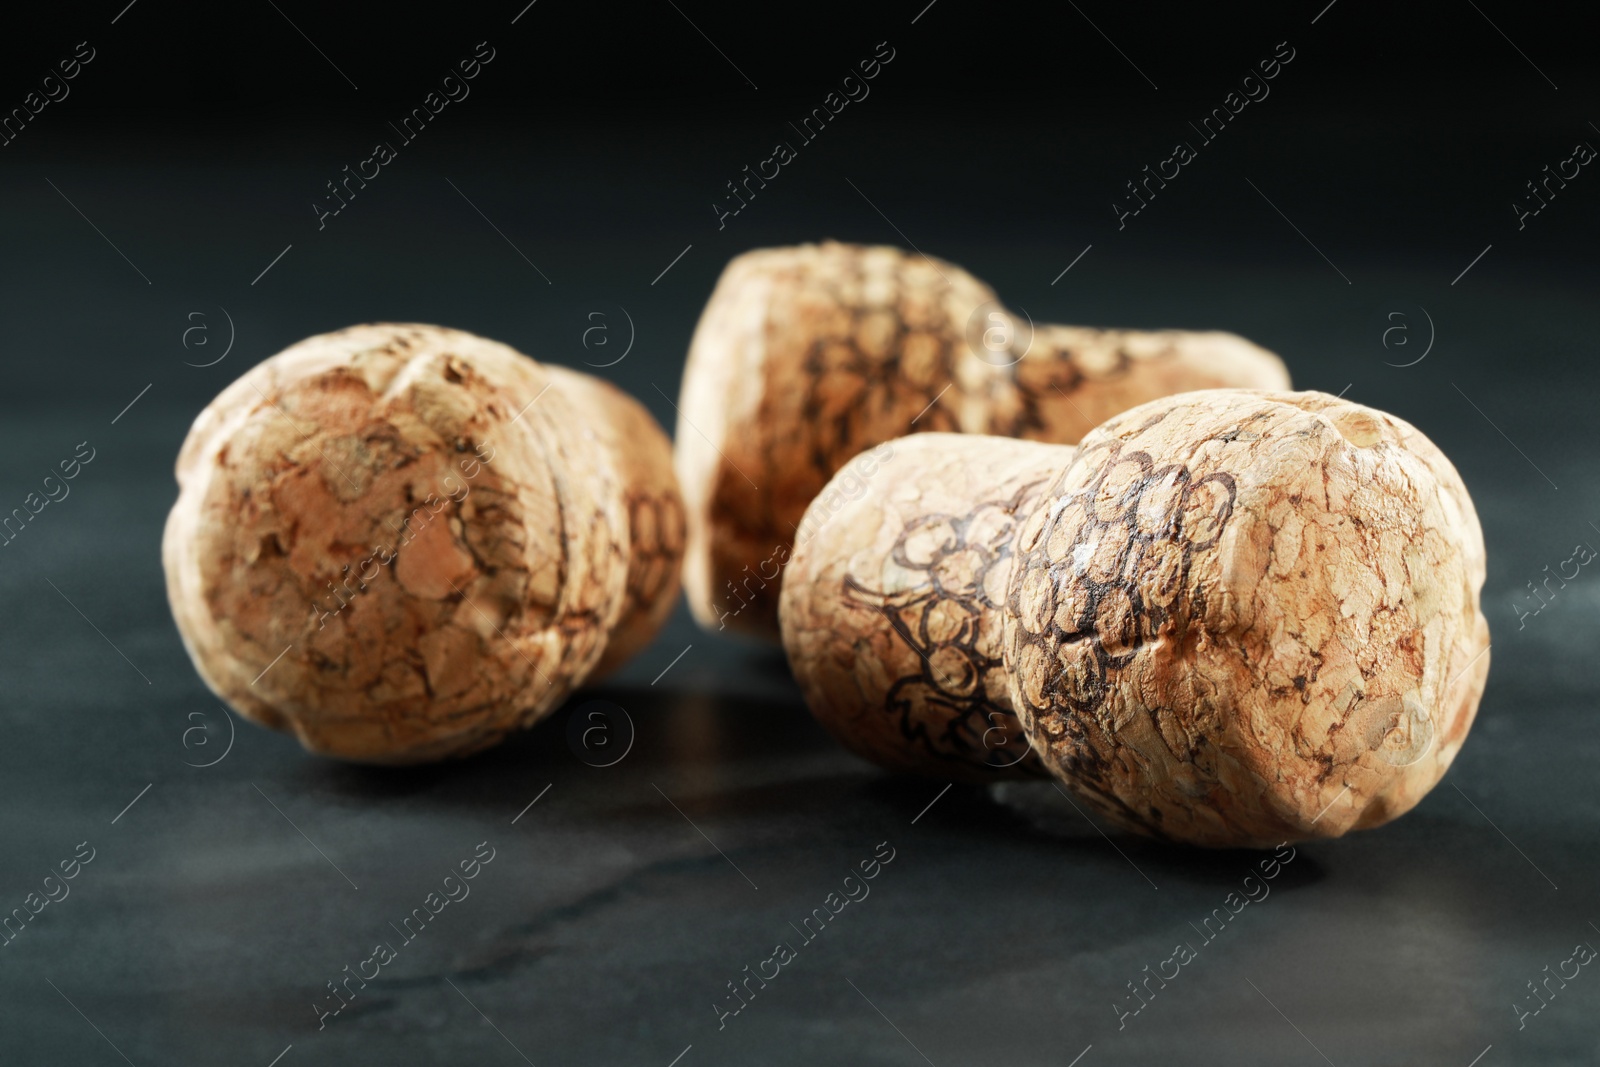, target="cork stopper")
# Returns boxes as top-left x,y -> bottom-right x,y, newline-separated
780,389 -> 1489,847
676,241 -> 1290,641
163,324 -> 683,763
